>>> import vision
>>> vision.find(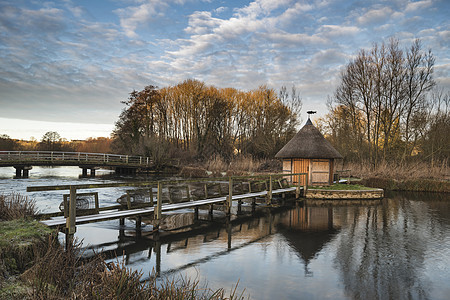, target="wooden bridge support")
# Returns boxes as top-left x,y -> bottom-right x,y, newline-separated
80,167 -> 97,177
14,166 -> 32,178
115,167 -> 137,176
